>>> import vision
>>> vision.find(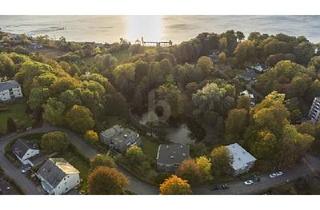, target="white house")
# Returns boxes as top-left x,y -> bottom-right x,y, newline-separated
226,143 -> 256,176
0,80 -> 23,102
36,158 -> 80,195
12,139 -> 40,166
309,97 -> 320,124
